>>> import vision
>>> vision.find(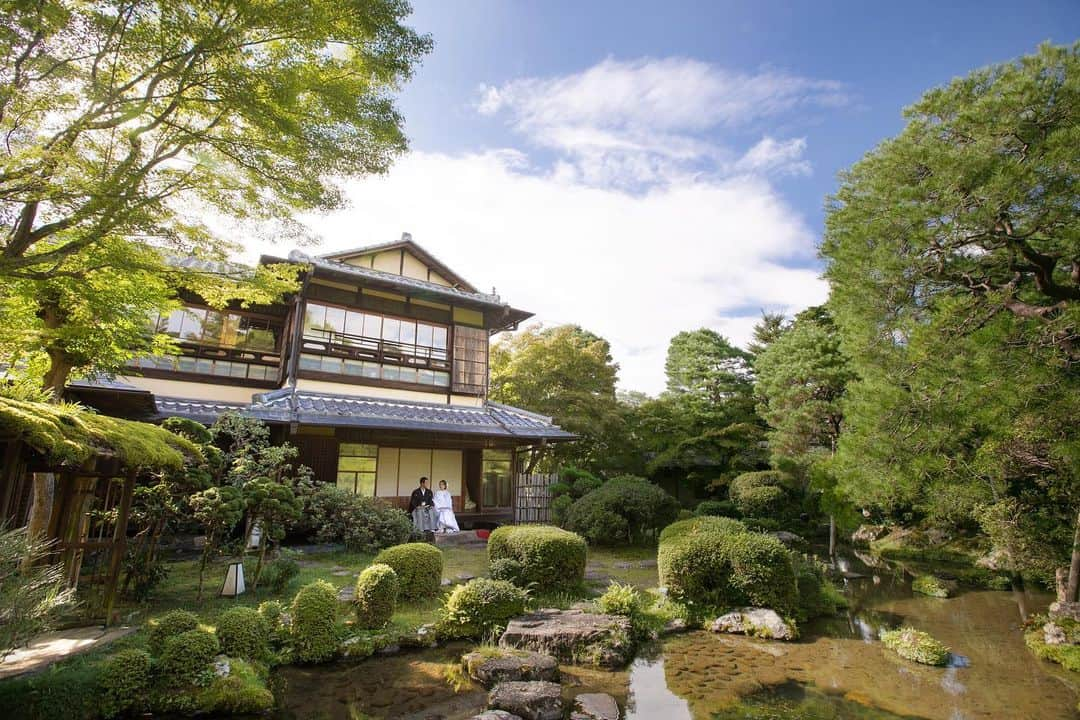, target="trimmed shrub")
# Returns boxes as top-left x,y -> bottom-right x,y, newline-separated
695,499 -> 740,518
373,543 -> 443,599
307,486 -> 412,553
215,606 -> 270,660
659,515 -> 747,544
439,578 -> 527,640
659,521 -> 797,616
194,658 -> 275,714
550,493 -> 574,526
563,476 -> 680,545
677,508 -> 695,521
355,563 -> 399,629
489,557 -> 526,586
488,525 -> 587,590
912,574 -> 952,598
560,466 -> 604,498
100,649 -> 152,718
258,599 -> 284,625
290,580 -> 340,663
261,552 -> 301,594
159,629 -> 220,686
729,471 -> 791,518
880,627 -> 950,666
148,609 -> 199,655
